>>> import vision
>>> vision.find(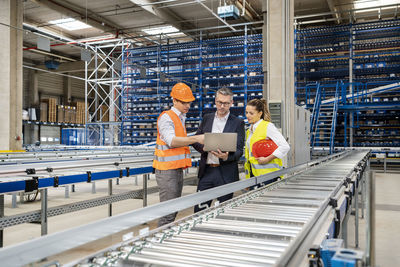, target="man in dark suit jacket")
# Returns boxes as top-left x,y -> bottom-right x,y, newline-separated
192,87 -> 245,212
